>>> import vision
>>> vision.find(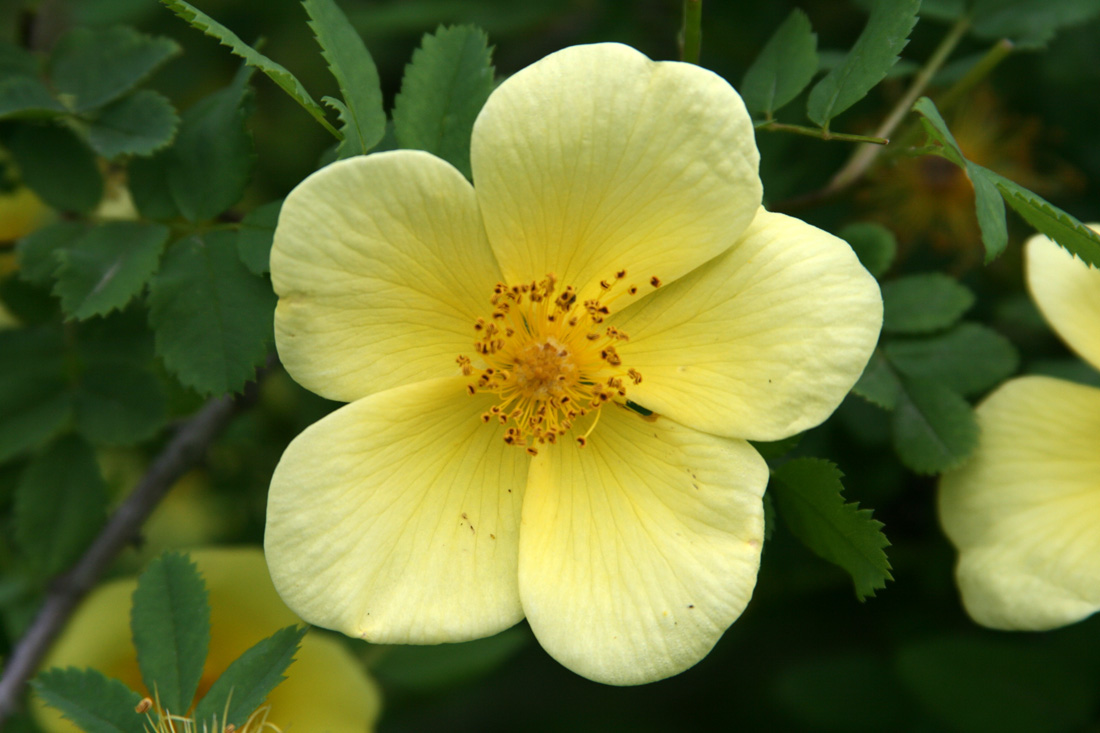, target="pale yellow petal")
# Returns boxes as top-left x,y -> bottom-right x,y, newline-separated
518,404 -> 767,685
272,151 -> 501,403
613,210 -> 881,441
268,632 -> 381,732
471,43 -> 760,298
939,376 -> 1100,630
266,377 -> 528,643
1026,229 -> 1100,372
